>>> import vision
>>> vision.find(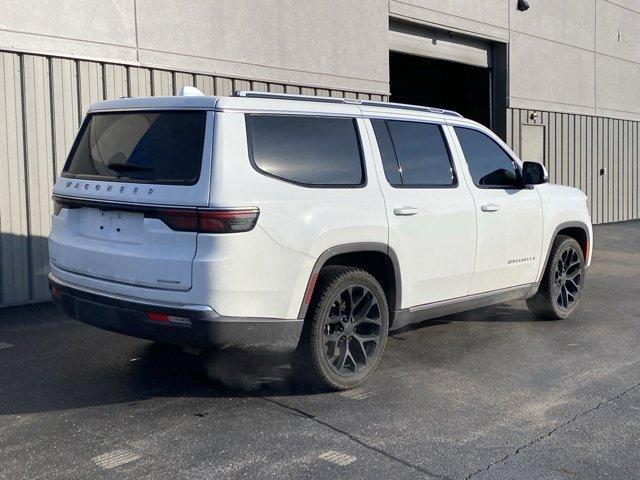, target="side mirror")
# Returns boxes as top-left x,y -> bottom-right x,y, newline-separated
522,161 -> 548,185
